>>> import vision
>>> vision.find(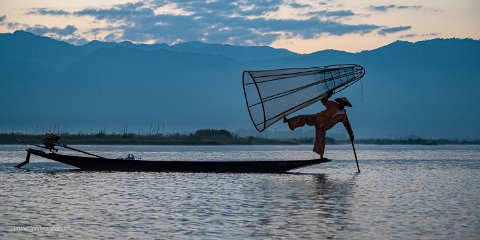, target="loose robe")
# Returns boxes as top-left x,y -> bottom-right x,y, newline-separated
287,98 -> 354,155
